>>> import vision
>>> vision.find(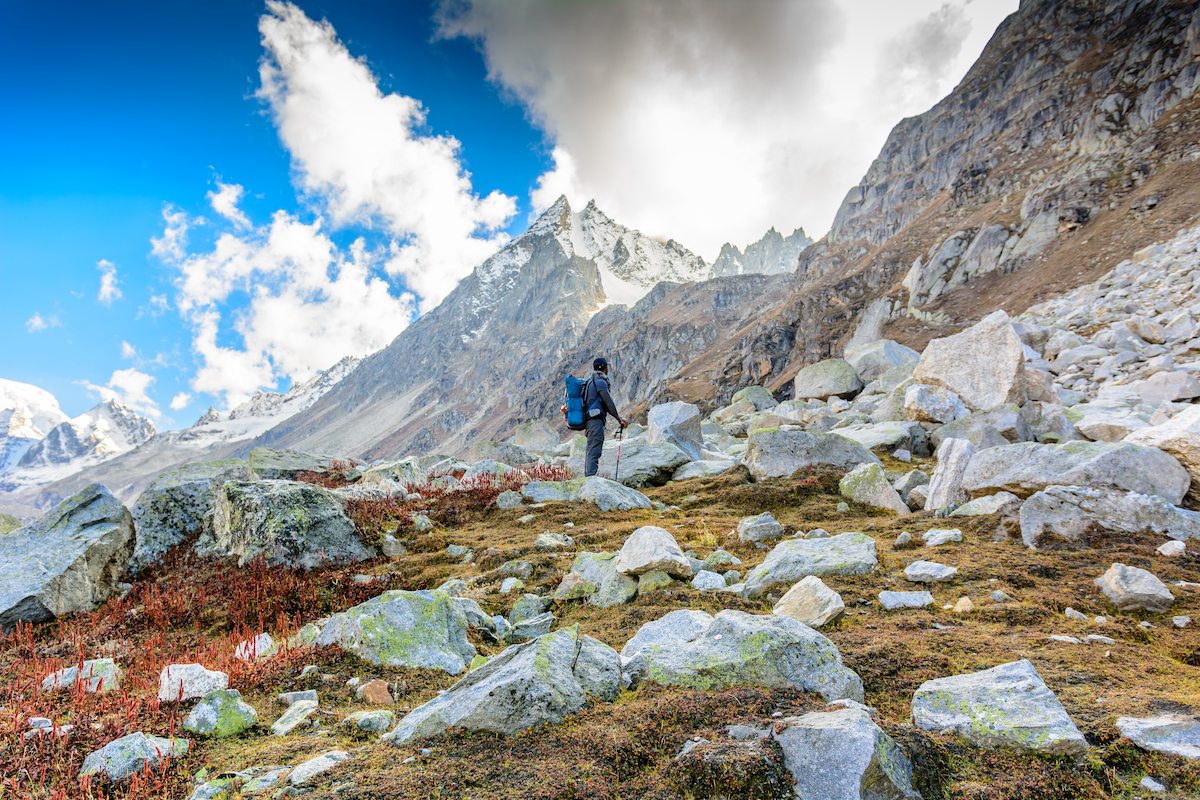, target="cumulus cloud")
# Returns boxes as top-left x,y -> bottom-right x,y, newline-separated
207,181 -> 251,228
257,1 -> 517,310
170,392 -> 192,410
82,367 -> 161,419
138,293 -> 170,319
97,260 -> 122,305
150,206 -> 190,262
437,0 -> 1015,256
121,341 -> 138,359
25,313 -> 59,333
